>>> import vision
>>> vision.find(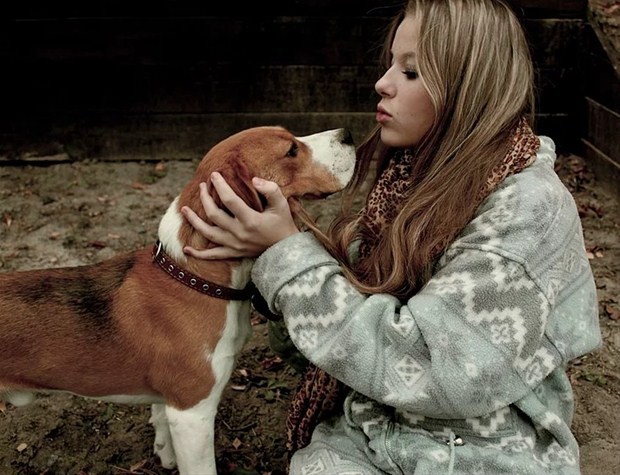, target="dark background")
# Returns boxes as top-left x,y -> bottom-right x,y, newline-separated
0,0 -> 615,168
